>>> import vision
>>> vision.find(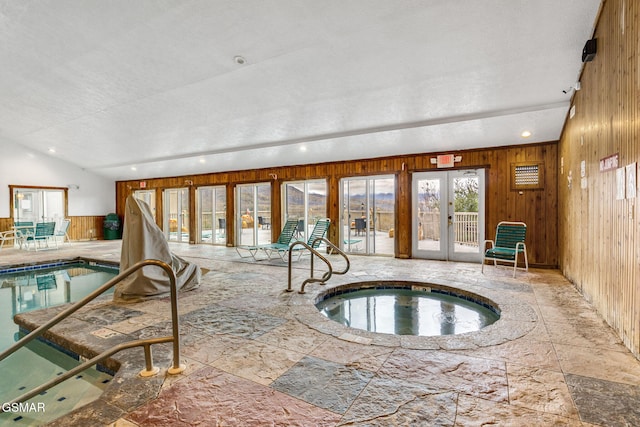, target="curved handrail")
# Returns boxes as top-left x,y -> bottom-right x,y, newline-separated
0,259 -> 185,410
286,238 -> 350,294
311,237 -> 350,276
